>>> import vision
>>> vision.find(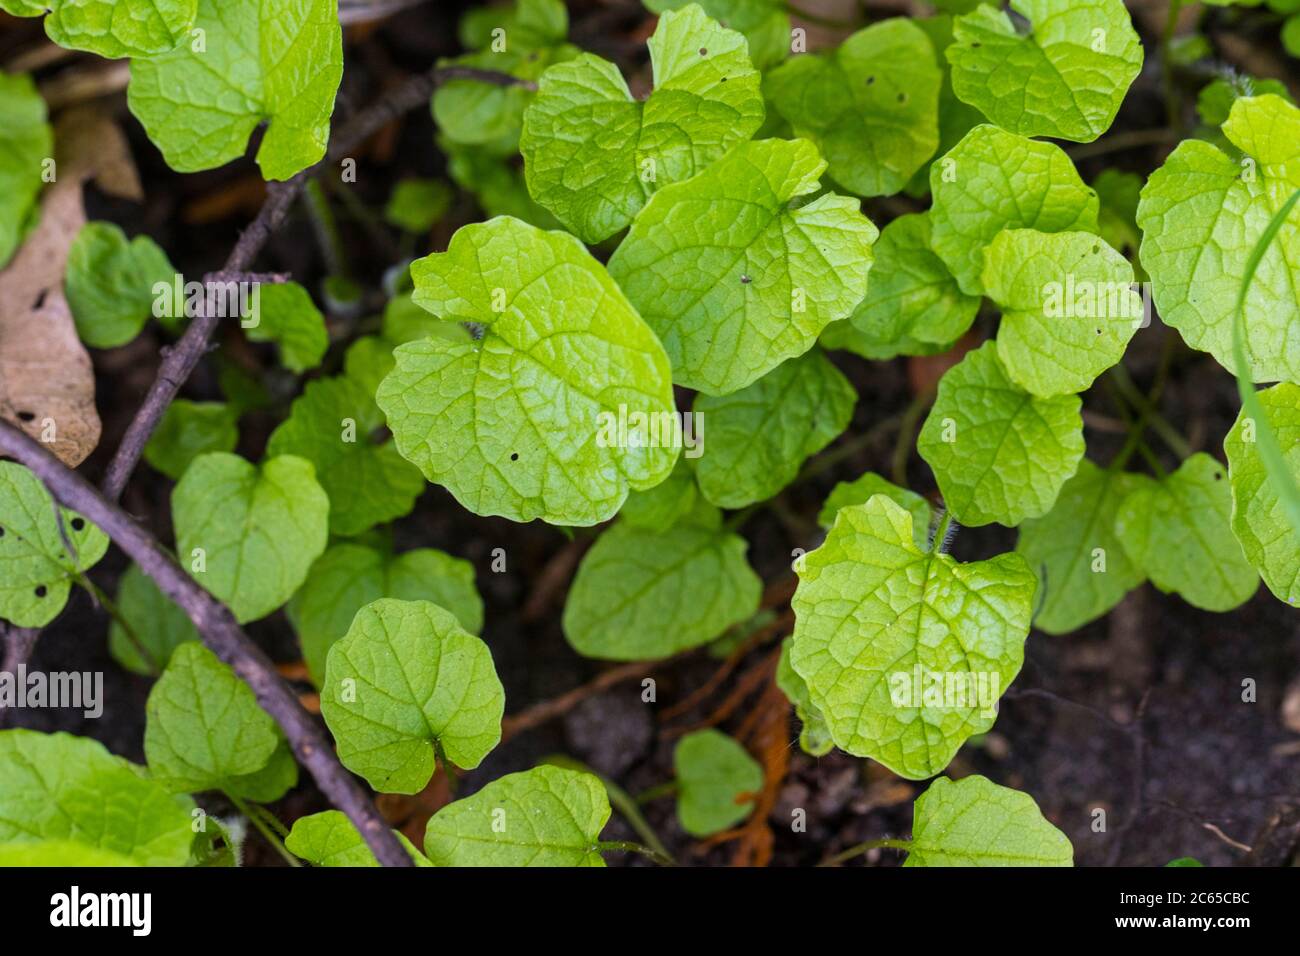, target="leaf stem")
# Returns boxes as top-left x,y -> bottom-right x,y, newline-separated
1107,364 -> 1191,459
891,387 -> 935,487
596,840 -> 676,866
1161,0 -> 1186,130
74,573 -> 160,675
634,780 -> 680,805
226,793 -> 300,867
820,837 -> 912,866
782,2 -> 859,29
